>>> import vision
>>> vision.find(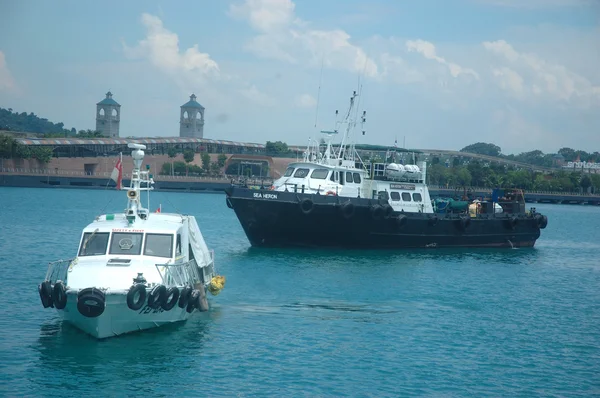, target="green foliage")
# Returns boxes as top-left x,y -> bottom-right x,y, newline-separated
428,159 -> 600,193
160,161 -> 204,176
0,108 -> 69,135
31,147 -> 53,163
201,153 -> 211,173
0,134 -> 19,158
167,147 -> 178,158
265,140 -> 289,155
183,148 -> 195,164
460,142 -> 502,157
217,153 -> 227,168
